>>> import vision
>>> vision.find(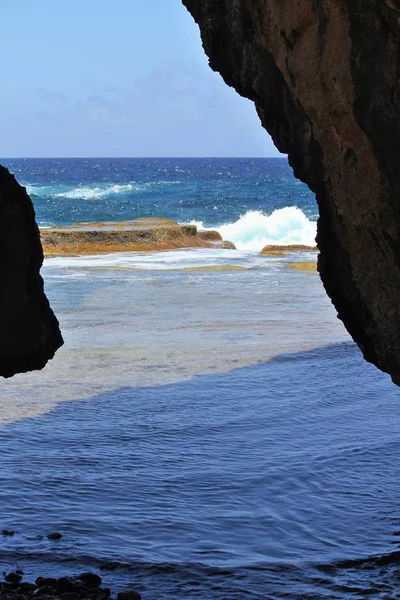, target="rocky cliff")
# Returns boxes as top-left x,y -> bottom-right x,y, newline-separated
0,166 -> 63,377
182,0 -> 400,384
